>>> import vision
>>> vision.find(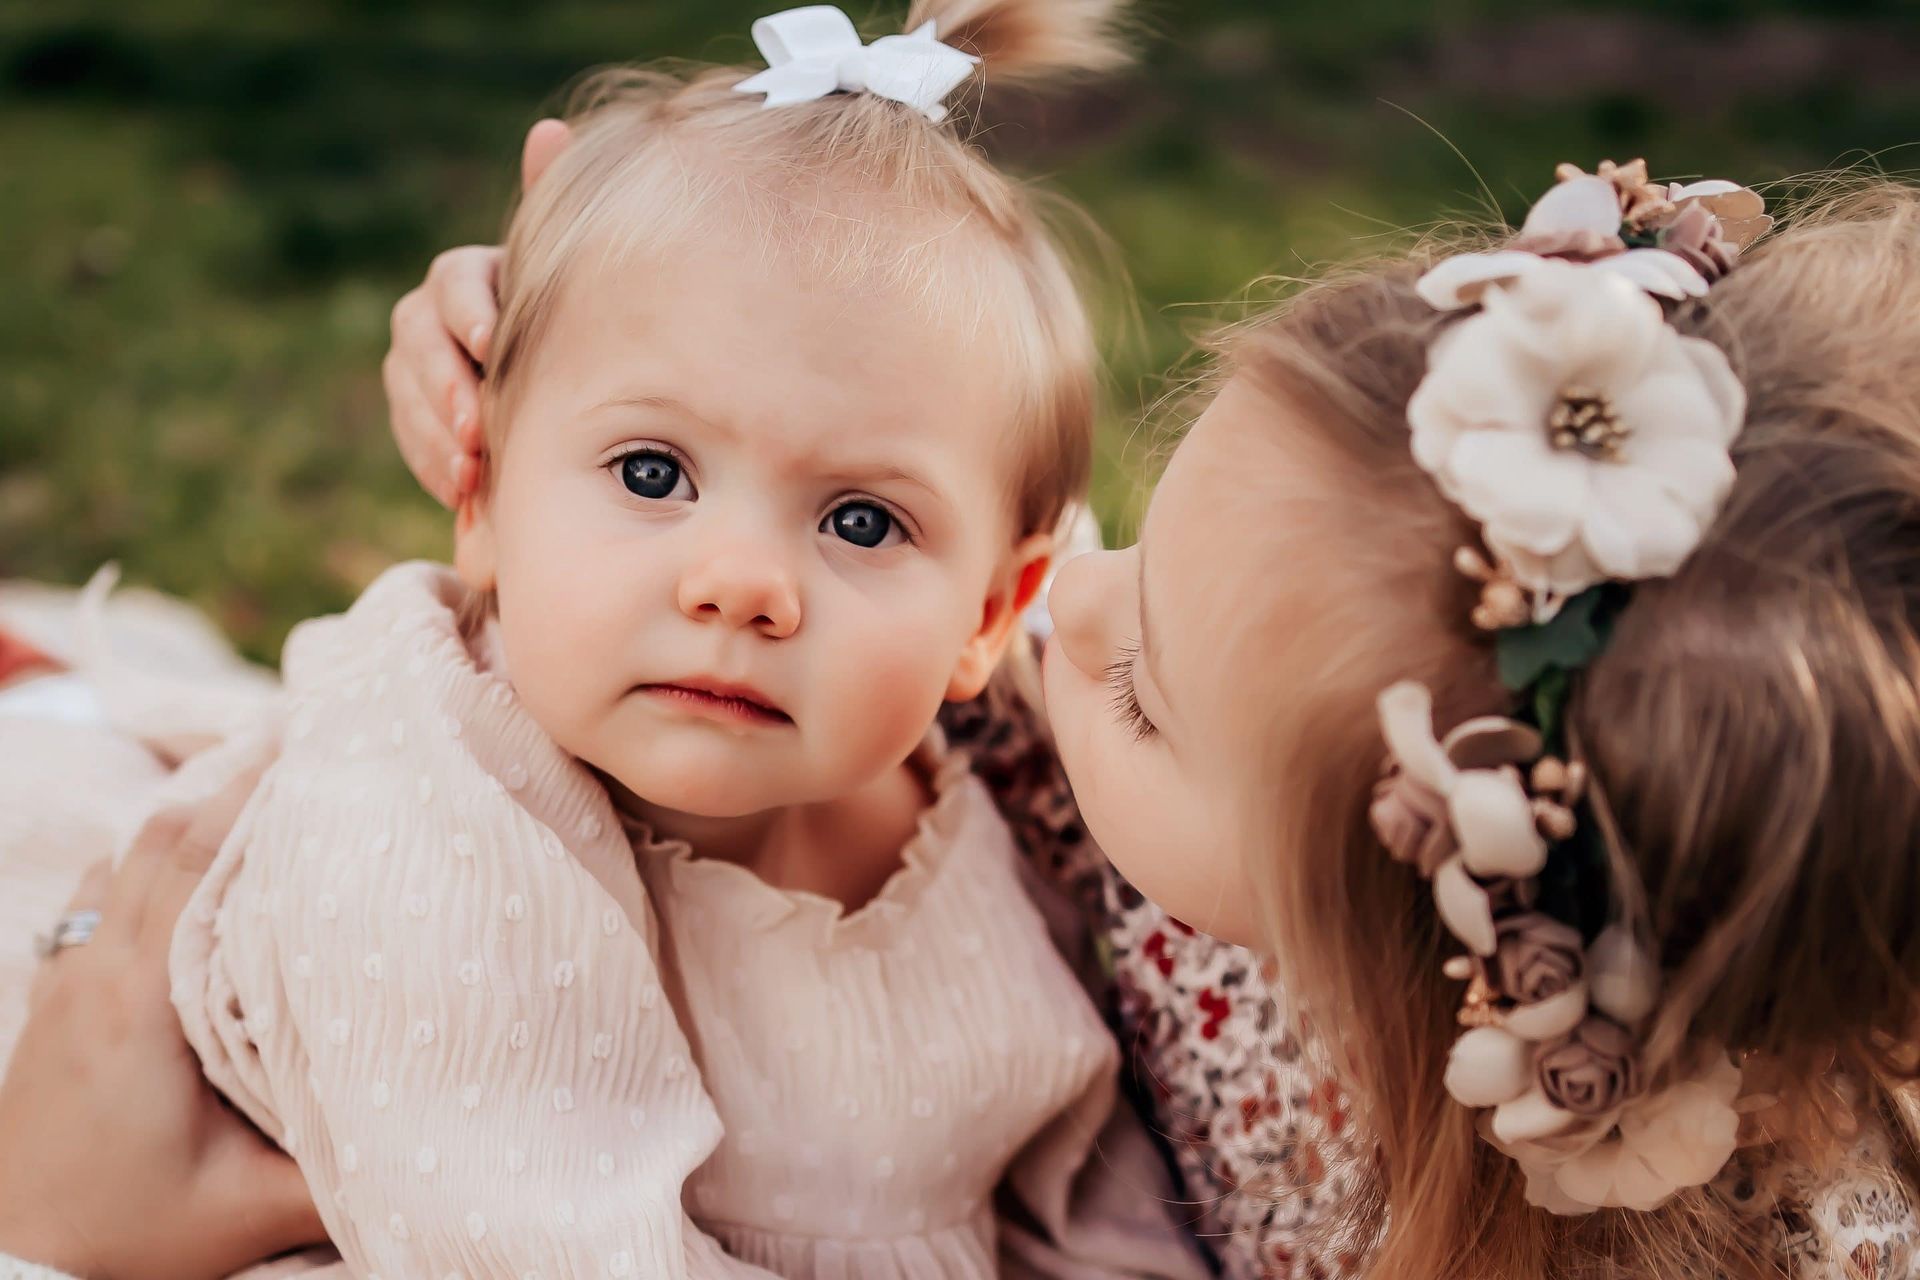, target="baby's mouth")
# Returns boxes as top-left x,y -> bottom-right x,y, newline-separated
635,680 -> 793,726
